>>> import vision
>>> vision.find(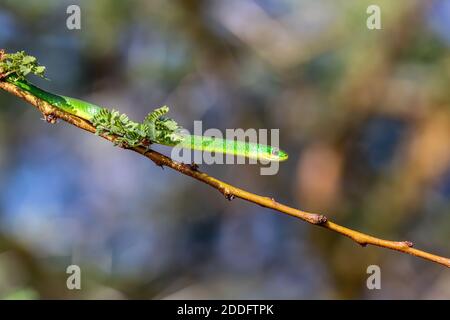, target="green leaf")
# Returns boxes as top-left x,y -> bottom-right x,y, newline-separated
22,55 -> 36,64
91,103 -> 184,147
35,66 -> 46,74
0,50 -> 47,80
